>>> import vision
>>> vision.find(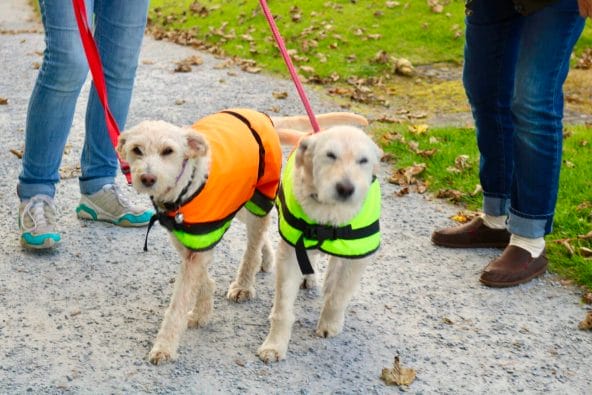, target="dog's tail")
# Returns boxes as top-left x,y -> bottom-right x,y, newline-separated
272,112 -> 368,134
